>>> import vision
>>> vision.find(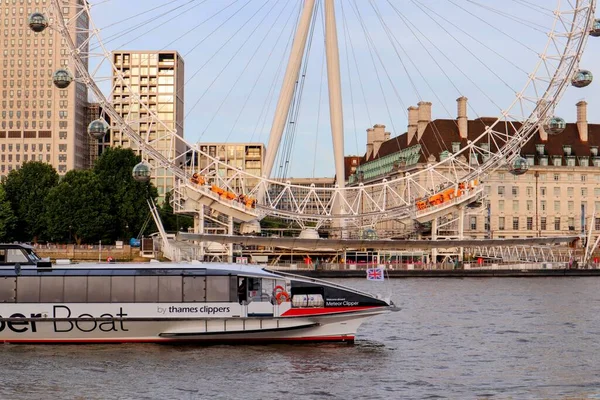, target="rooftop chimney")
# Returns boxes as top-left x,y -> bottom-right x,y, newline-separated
384,131 -> 391,141
457,96 -> 468,139
366,128 -> 374,159
372,124 -> 386,157
417,101 -> 432,141
407,106 -> 418,144
577,100 -> 588,142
